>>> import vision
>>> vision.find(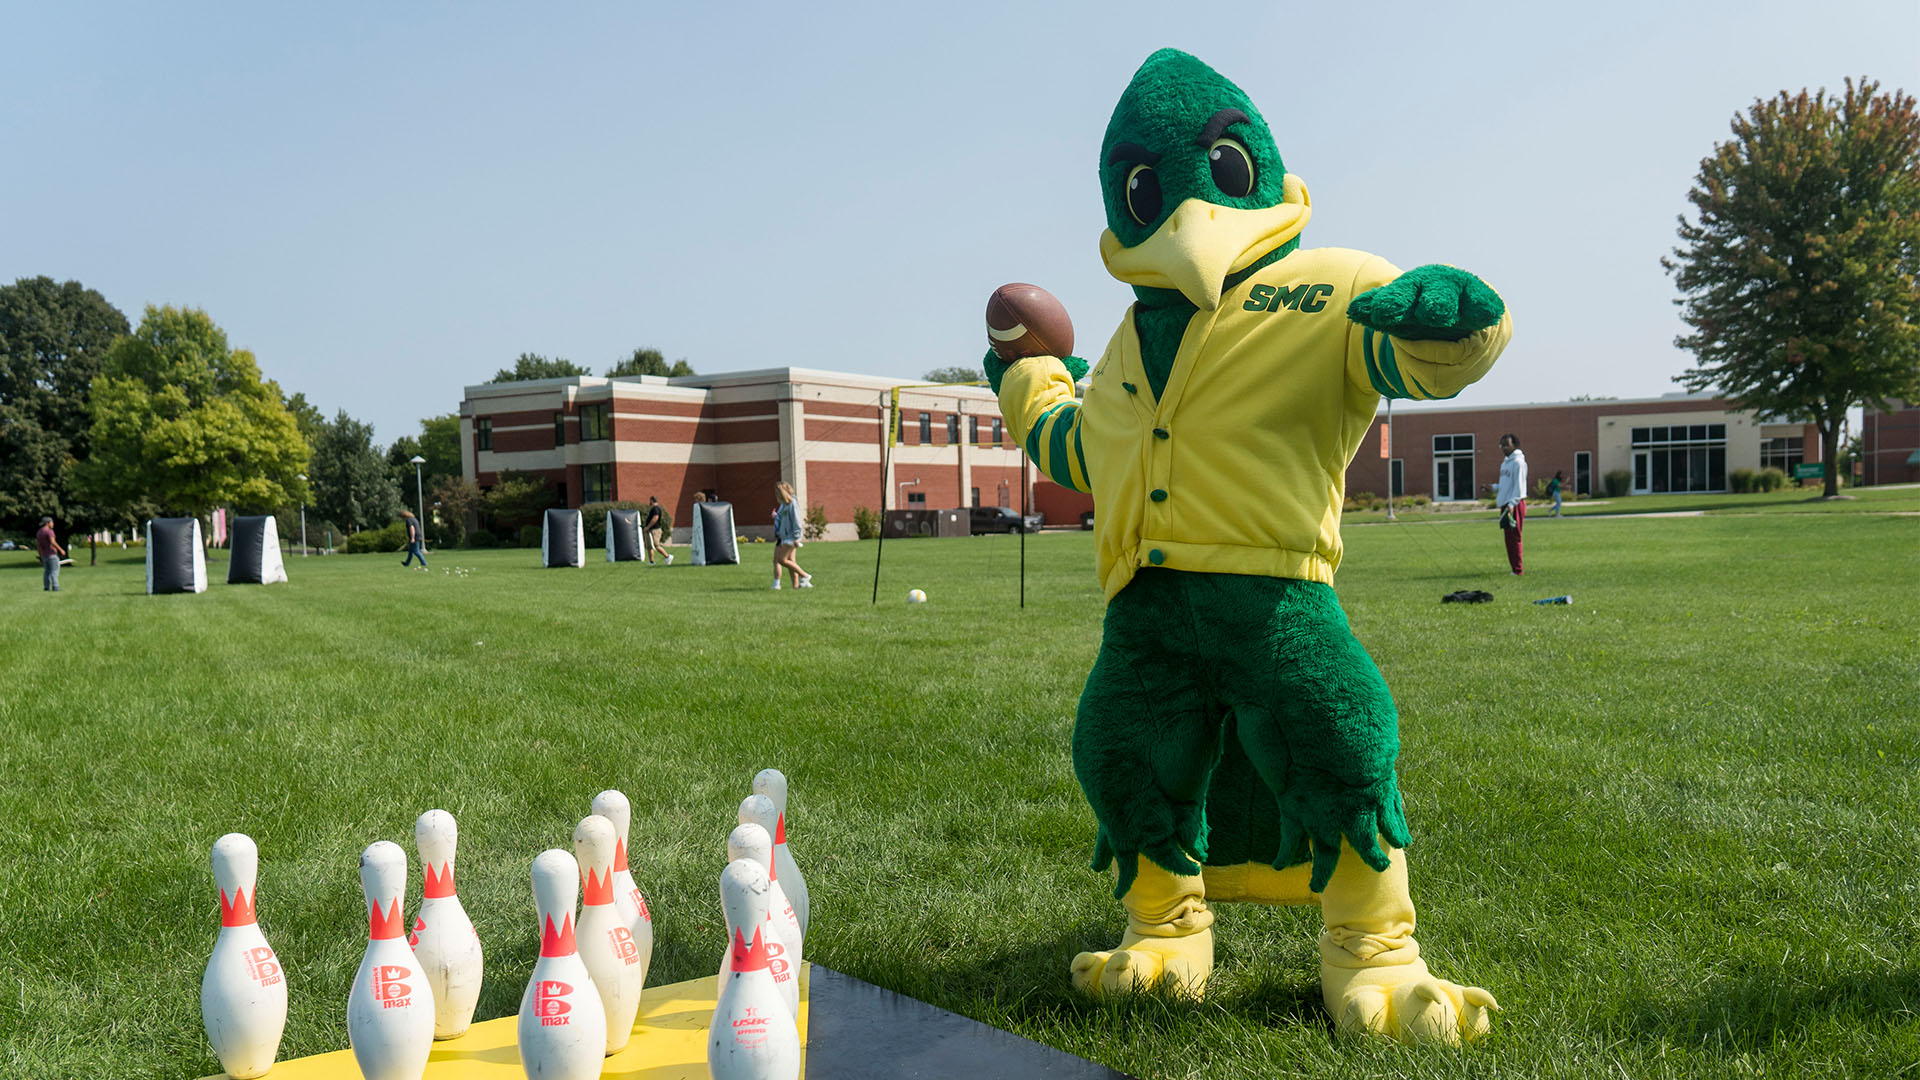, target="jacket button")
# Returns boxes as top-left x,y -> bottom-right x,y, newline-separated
1147,548 -> 1165,565
1122,382 -> 1137,394
1153,428 -> 1169,439
1150,489 -> 1167,502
